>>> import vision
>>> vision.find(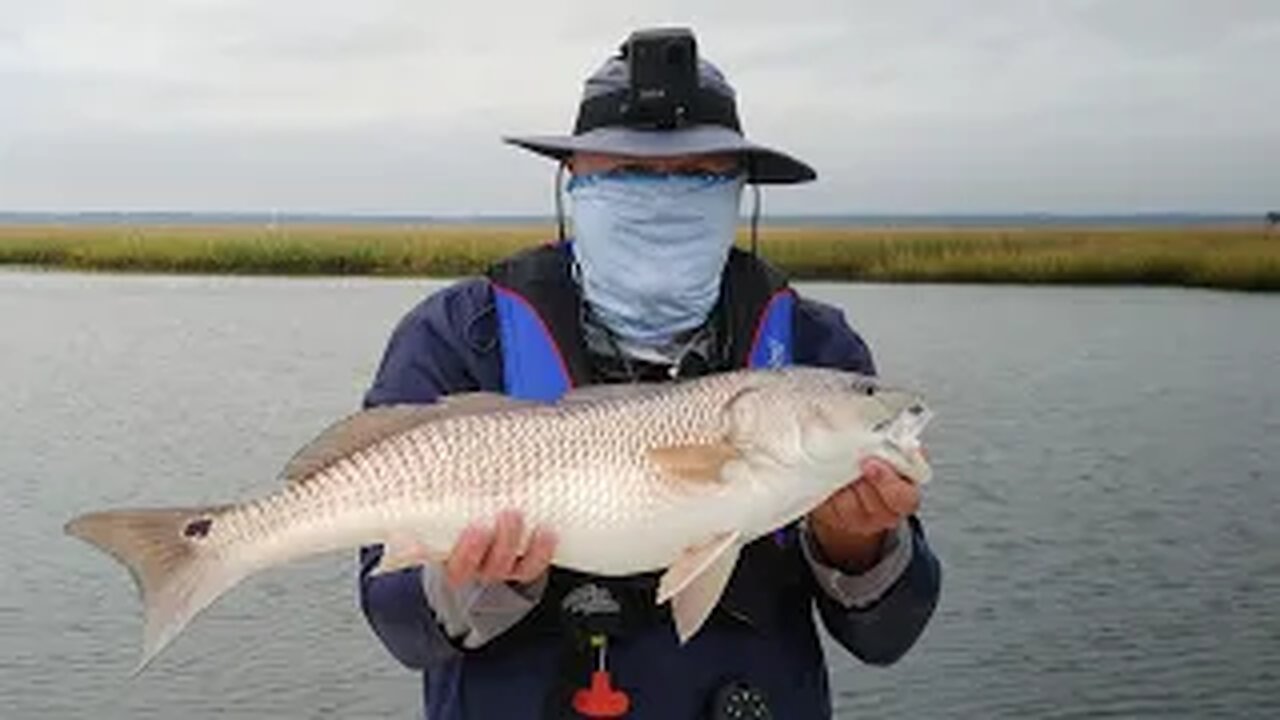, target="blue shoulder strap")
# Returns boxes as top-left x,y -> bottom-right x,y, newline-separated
747,290 -> 795,369
492,284 -> 573,402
